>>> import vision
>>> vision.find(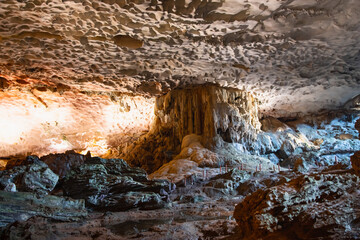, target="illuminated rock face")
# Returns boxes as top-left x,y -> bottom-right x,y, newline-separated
0,84 -> 154,158
124,84 -> 261,172
153,84 -> 261,149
